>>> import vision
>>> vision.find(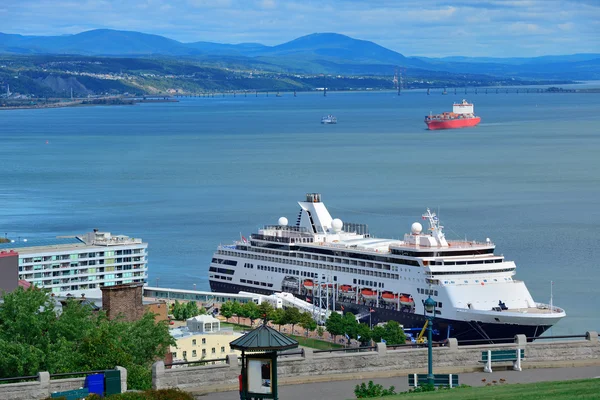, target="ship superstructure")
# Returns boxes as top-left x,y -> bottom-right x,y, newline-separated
209,194 -> 565,341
